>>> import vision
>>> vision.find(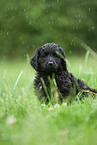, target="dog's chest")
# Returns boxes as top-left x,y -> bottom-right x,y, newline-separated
35,73 -> 73,97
